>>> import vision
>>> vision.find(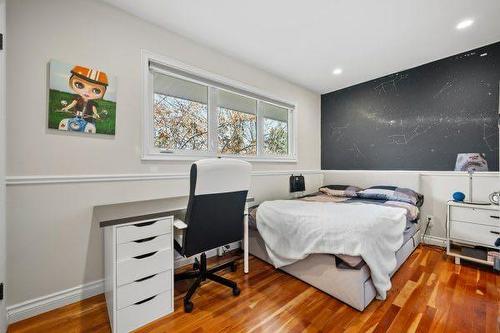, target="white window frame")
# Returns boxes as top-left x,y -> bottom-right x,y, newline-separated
141,50 -> 297,162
